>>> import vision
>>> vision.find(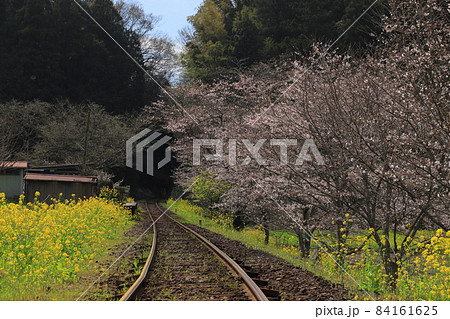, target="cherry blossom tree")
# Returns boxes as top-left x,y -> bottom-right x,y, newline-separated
154,0 -> 449,288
